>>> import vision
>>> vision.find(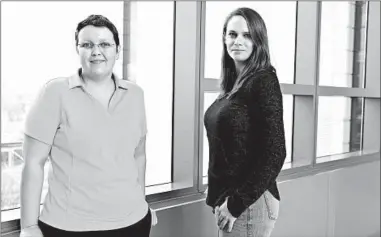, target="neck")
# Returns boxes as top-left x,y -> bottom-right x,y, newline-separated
235,62 -> 244,75
82,72 -> 113,86
81,72 -> 116,94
